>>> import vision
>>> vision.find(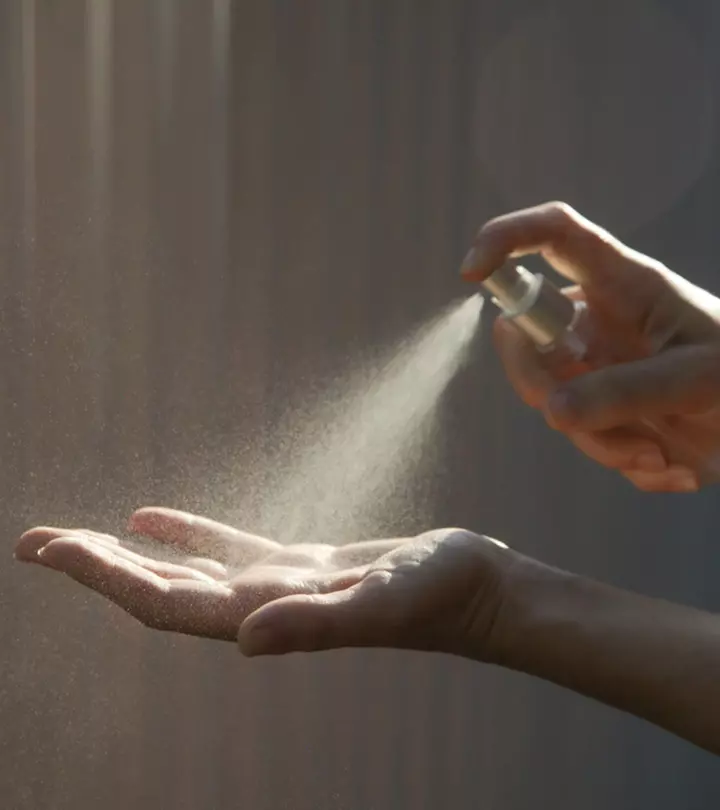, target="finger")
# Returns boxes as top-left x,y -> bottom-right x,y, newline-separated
622,465 -> 699,493
181,557 -> 229,579
15,526 -> 118,563
547,345 -> 720,432
18,527 -> 216,583
130,507 -> 280,564
69,530 -> 191,572
16,527 -> 76,562
38,536 -> 237,639
493,318 -> 555,408
94,542 -> 218,583
238,571 -> 395,656
569,429 -> 667,473
459,201 -> 645,286
491,286 -> 587,408
72,529 -> 121,545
